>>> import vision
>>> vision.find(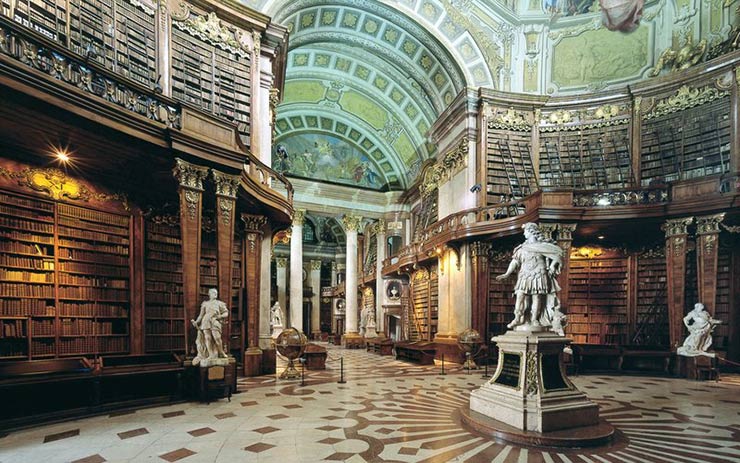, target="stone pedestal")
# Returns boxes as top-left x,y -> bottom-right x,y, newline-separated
469,330 -> 599,433
364,320 -> 378,339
